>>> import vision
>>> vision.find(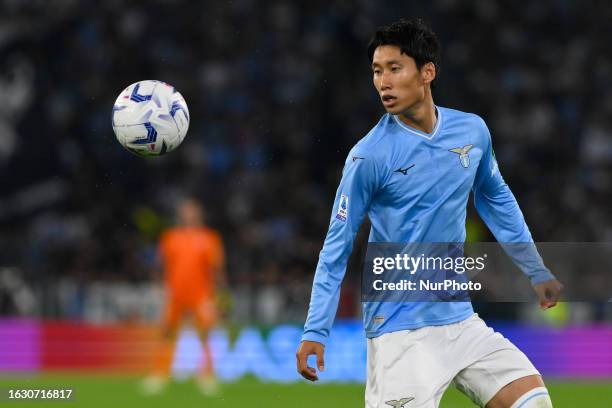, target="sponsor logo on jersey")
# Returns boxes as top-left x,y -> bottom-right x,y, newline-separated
449,144 -> 474,168
394,164 -> 415,175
